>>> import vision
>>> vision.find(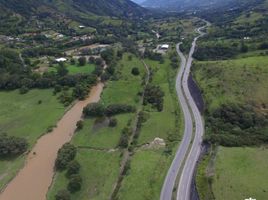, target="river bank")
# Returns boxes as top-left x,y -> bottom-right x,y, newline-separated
0,83 -> 104,200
